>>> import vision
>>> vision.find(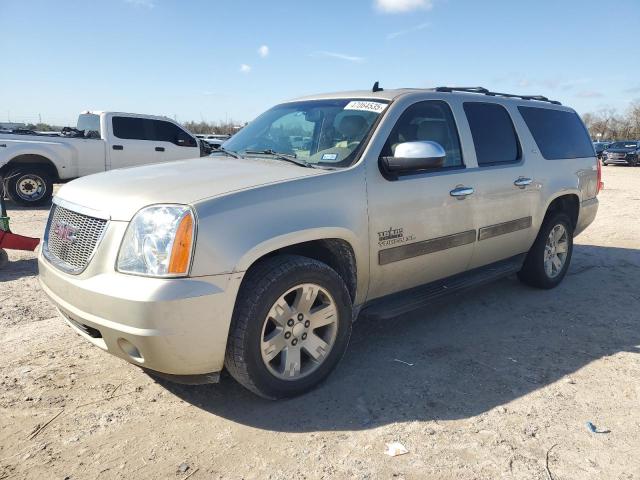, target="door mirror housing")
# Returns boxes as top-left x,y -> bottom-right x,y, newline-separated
381,141 -> 446,176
